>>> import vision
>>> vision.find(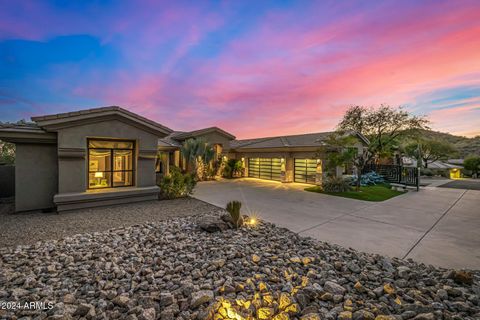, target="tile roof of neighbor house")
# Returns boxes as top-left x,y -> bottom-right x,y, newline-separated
428,160 -> 463,169
31,106 -> 173,134
230,131 -> 336,149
